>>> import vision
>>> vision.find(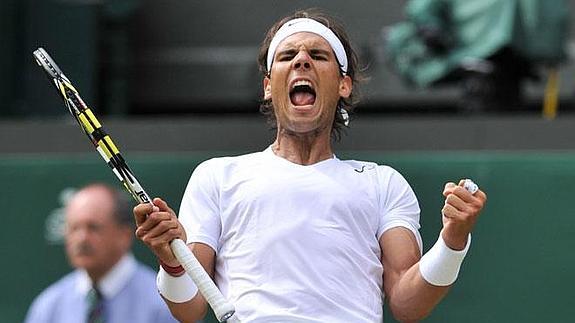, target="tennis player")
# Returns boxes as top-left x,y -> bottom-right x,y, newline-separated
134,9 -> 487,322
